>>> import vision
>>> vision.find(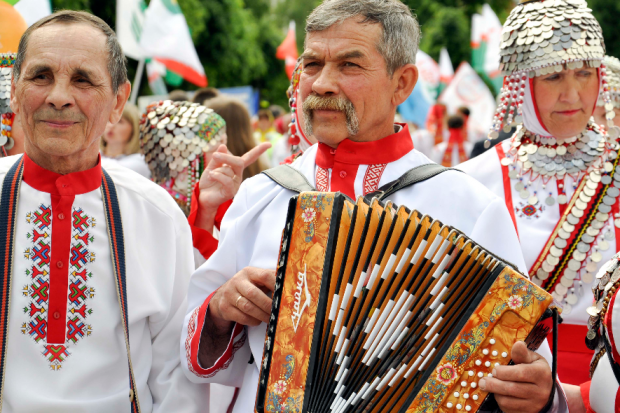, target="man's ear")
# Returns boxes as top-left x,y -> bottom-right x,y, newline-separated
392,64 -> 418,107
109,81 -> 131,125
10,78 -> 19,116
